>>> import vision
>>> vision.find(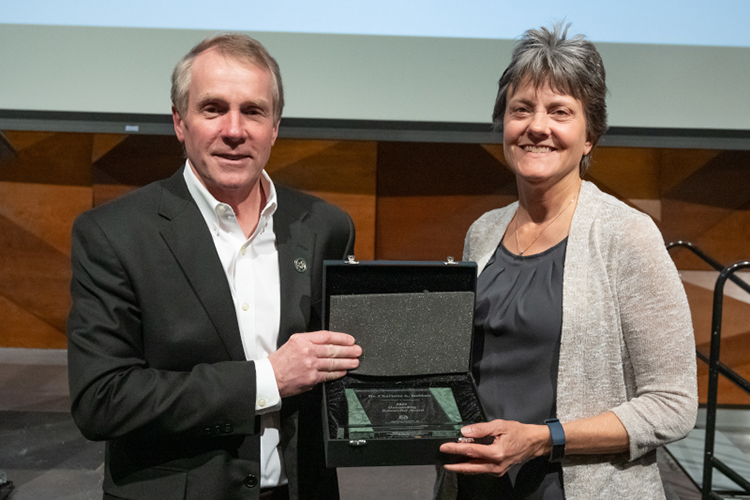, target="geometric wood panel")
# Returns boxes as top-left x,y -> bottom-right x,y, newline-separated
662,150 -> 750,269
0,214 -> 71,344
697,331 -> 750,406
0,131 -> 93,186
684,280 -> 750,405
683,282 -> 750,347
93,134 -> 184,186
376,141 -> 517,260
587,147 -> 663,221
588,147 -> 662,200
0,182 -> 91,256
267,140 -> 377,260
1,128 -> 749,407
0,293 -> 66,348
